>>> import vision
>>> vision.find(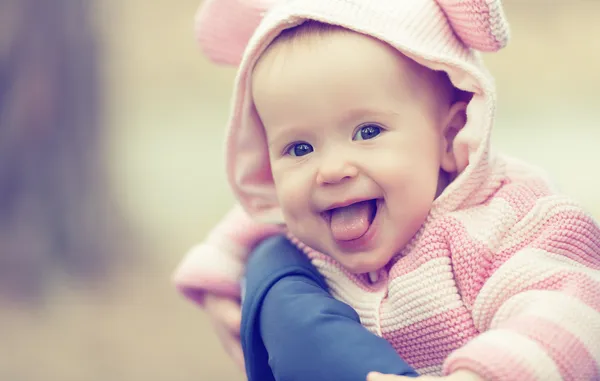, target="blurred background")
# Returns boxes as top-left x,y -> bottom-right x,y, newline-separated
0,0 -> 598,380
